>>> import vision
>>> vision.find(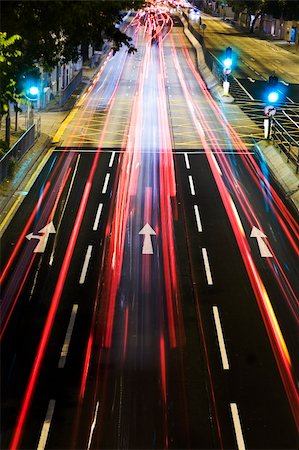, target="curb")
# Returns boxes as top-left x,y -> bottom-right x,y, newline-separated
180,14 -> 234,104
0,50 -> 113,232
